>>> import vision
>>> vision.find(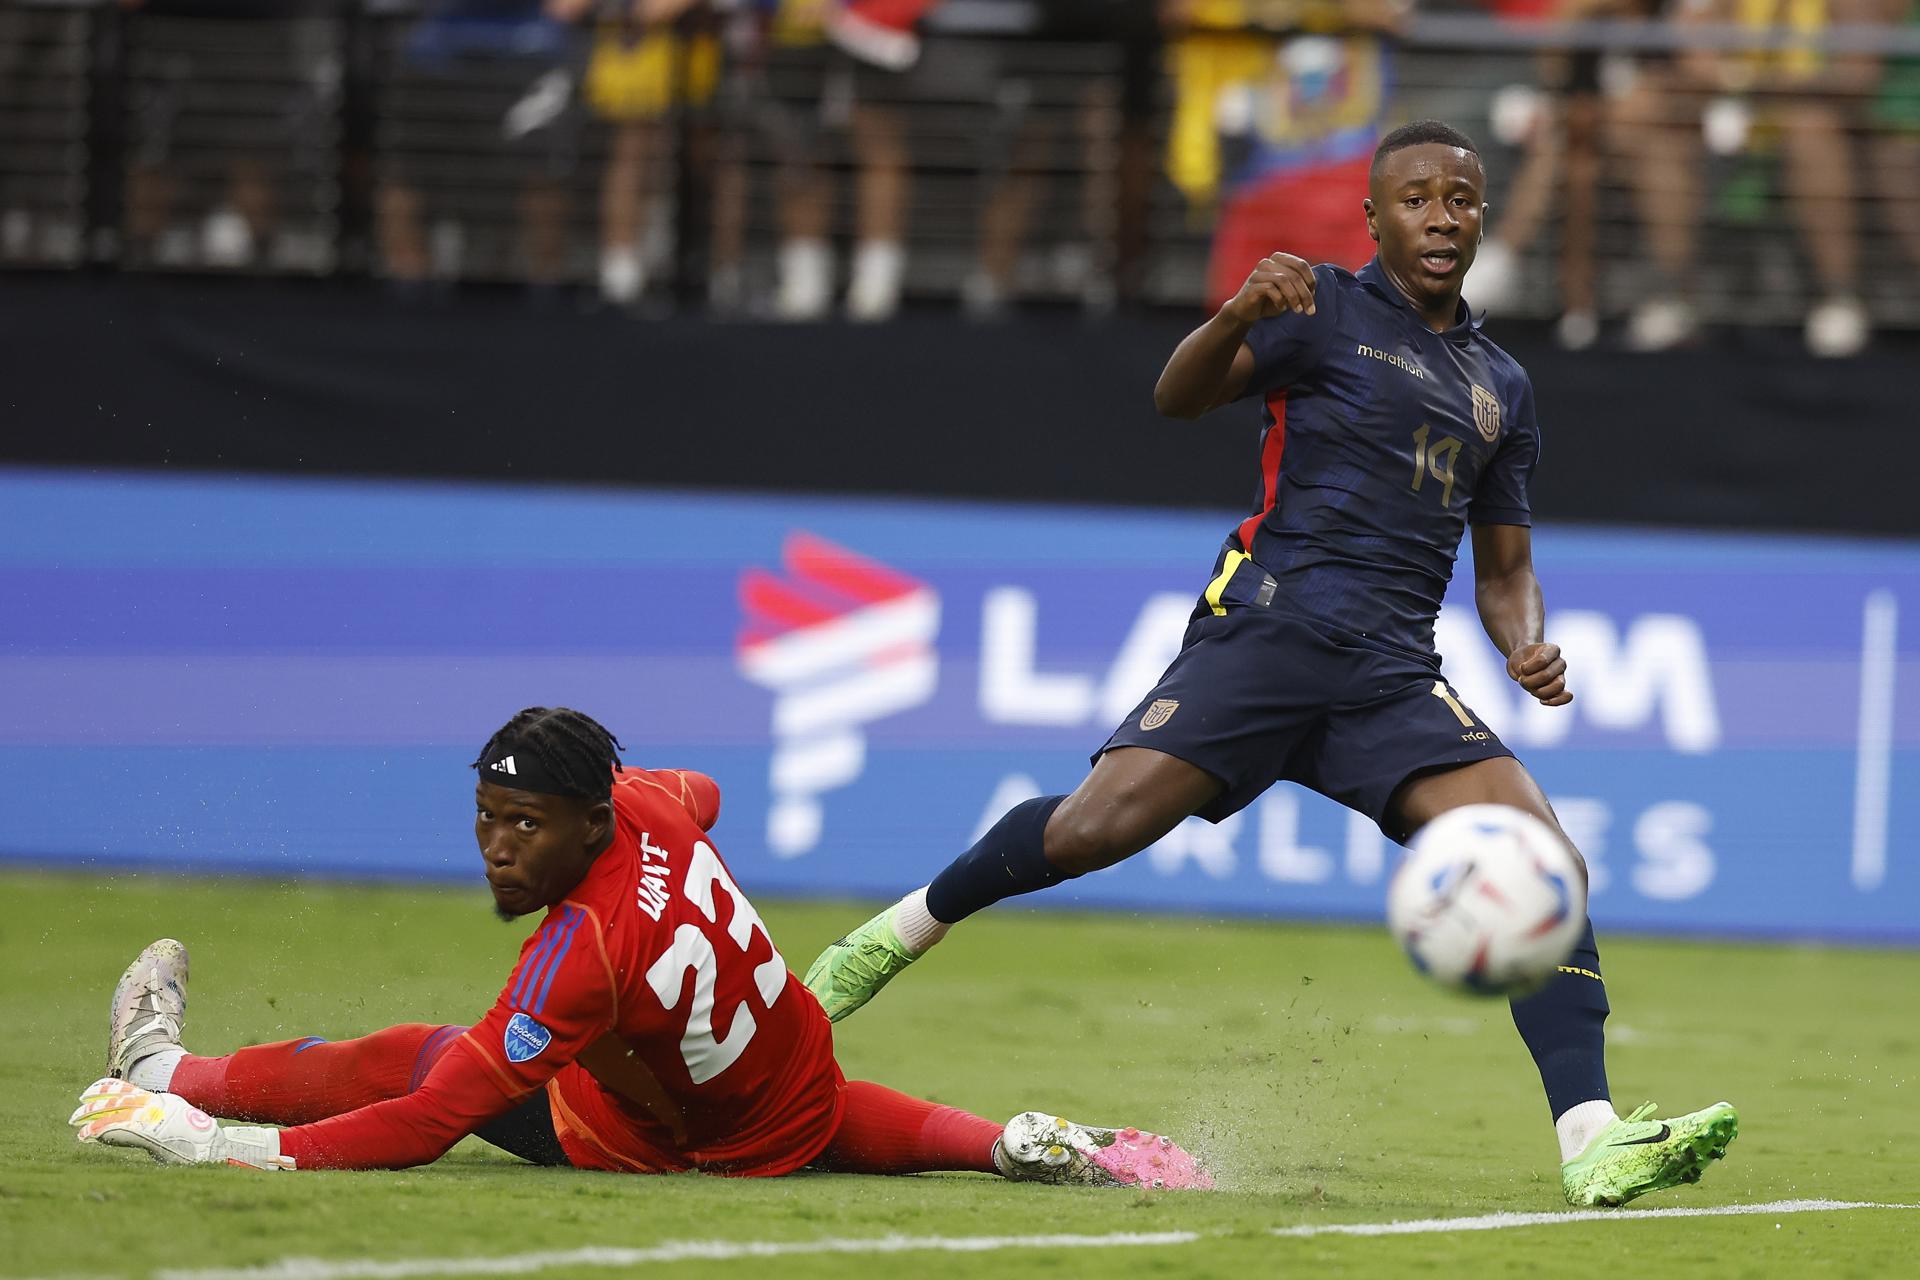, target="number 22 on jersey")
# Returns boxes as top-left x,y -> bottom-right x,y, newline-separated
643,837 -> 787,1084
